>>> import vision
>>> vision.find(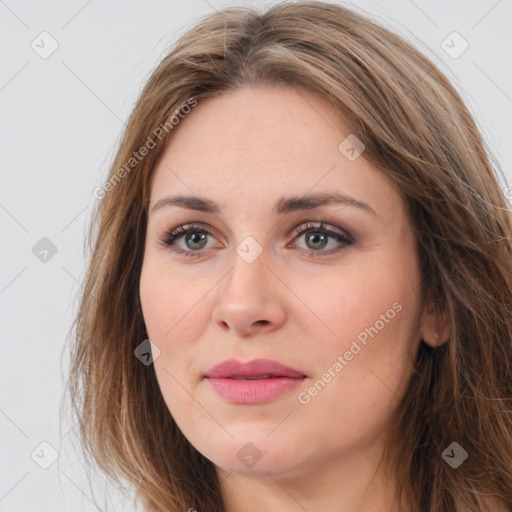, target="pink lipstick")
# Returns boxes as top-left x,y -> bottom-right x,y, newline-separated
204,358 -> 307,404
